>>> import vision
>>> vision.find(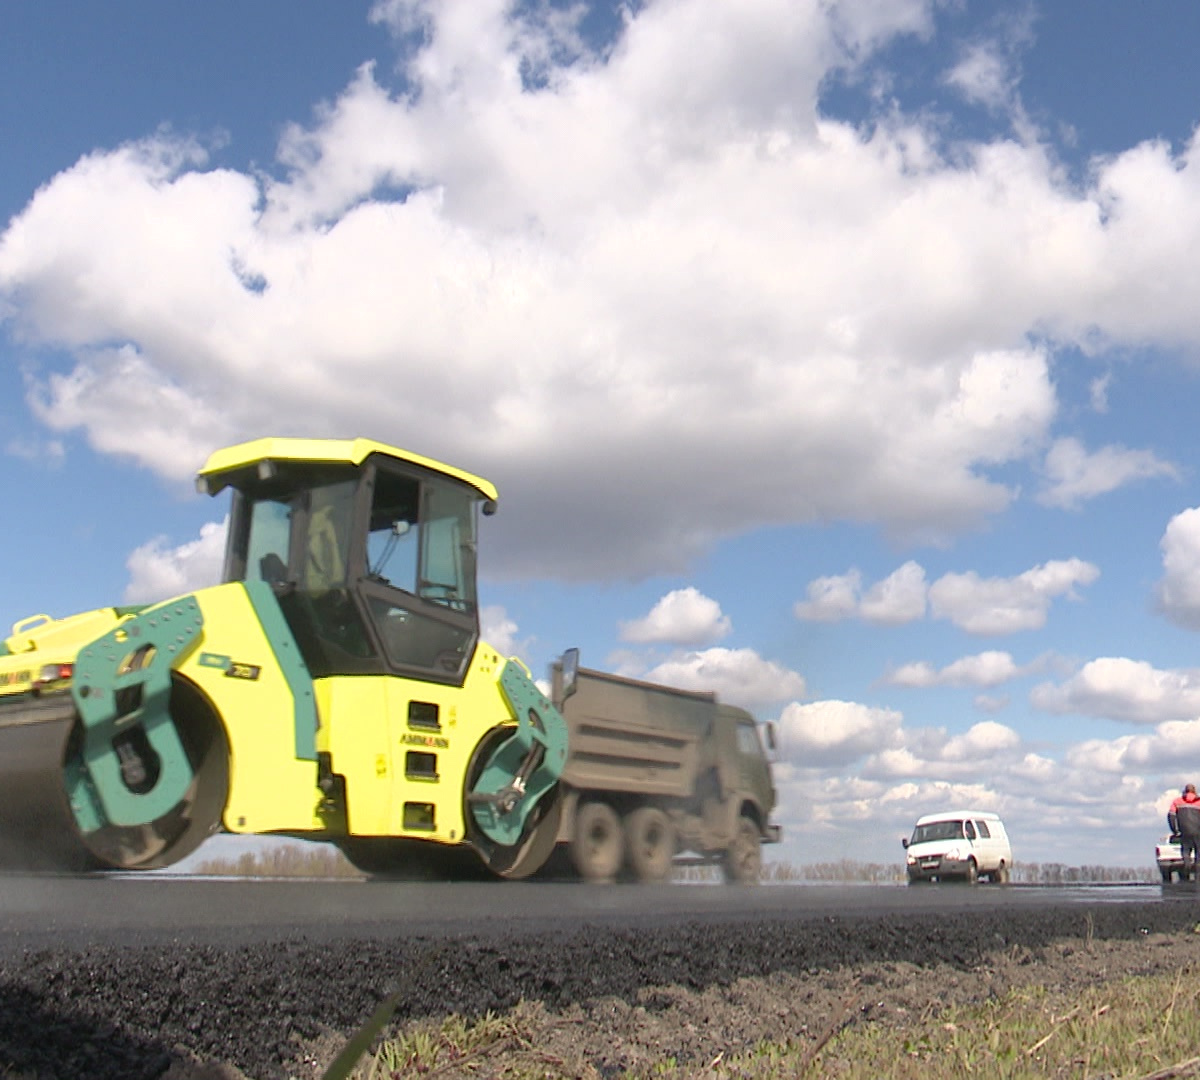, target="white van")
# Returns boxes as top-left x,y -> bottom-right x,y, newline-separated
902,810 -> 1012,884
